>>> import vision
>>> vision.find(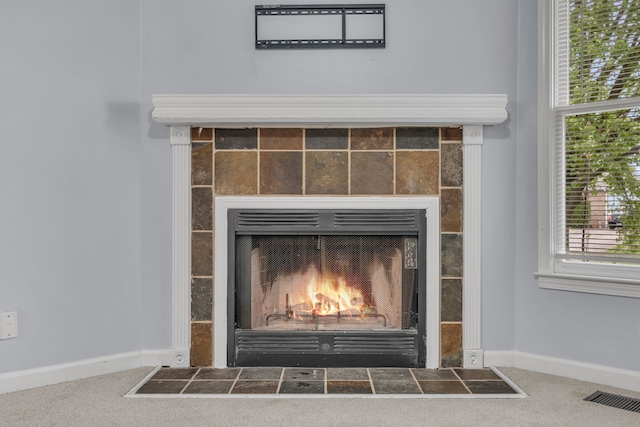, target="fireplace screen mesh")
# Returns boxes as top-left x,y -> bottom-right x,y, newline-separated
235,235 -> 417,331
